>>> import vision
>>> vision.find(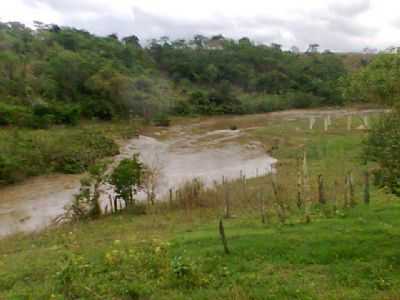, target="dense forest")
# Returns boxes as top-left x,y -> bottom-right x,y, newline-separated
0,21 -> 376,128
